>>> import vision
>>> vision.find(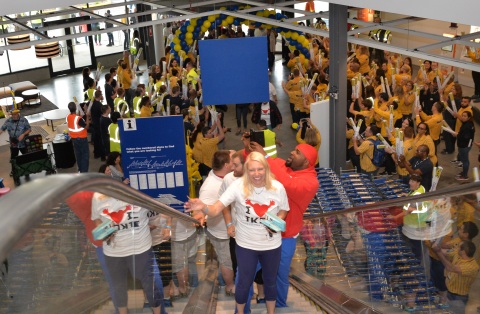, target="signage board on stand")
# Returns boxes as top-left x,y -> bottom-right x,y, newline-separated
119,116 -> 188,211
